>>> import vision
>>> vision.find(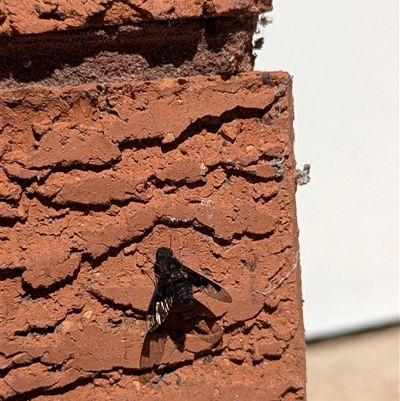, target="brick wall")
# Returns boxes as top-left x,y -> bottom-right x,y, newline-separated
0,1 -> 305,400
